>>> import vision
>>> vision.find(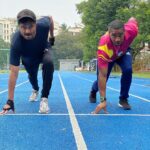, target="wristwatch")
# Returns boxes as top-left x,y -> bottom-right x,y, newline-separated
100,96 -> 106,102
